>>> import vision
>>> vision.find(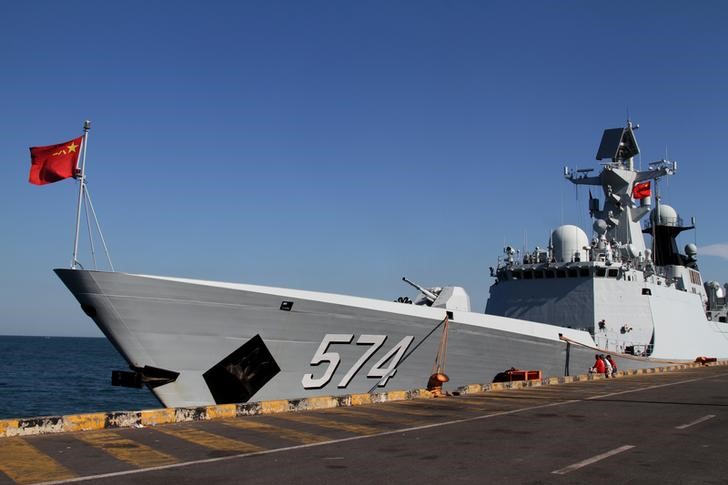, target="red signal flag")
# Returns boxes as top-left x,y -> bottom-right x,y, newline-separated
632,181 -> 651,199
28,136 -> 83,185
